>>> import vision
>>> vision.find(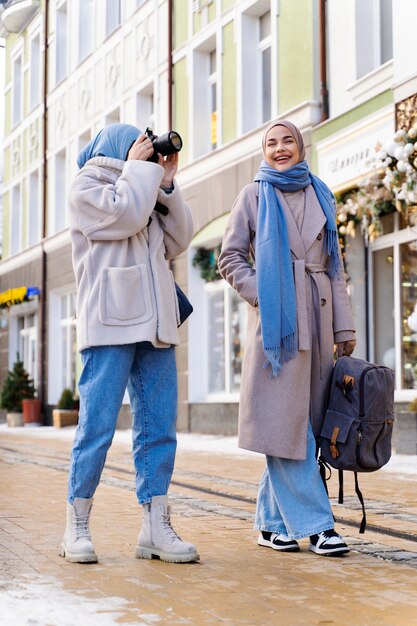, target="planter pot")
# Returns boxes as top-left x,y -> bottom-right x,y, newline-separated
7,412 -> 24,427
52,409 -> 79,428
22,399 -> 42,427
